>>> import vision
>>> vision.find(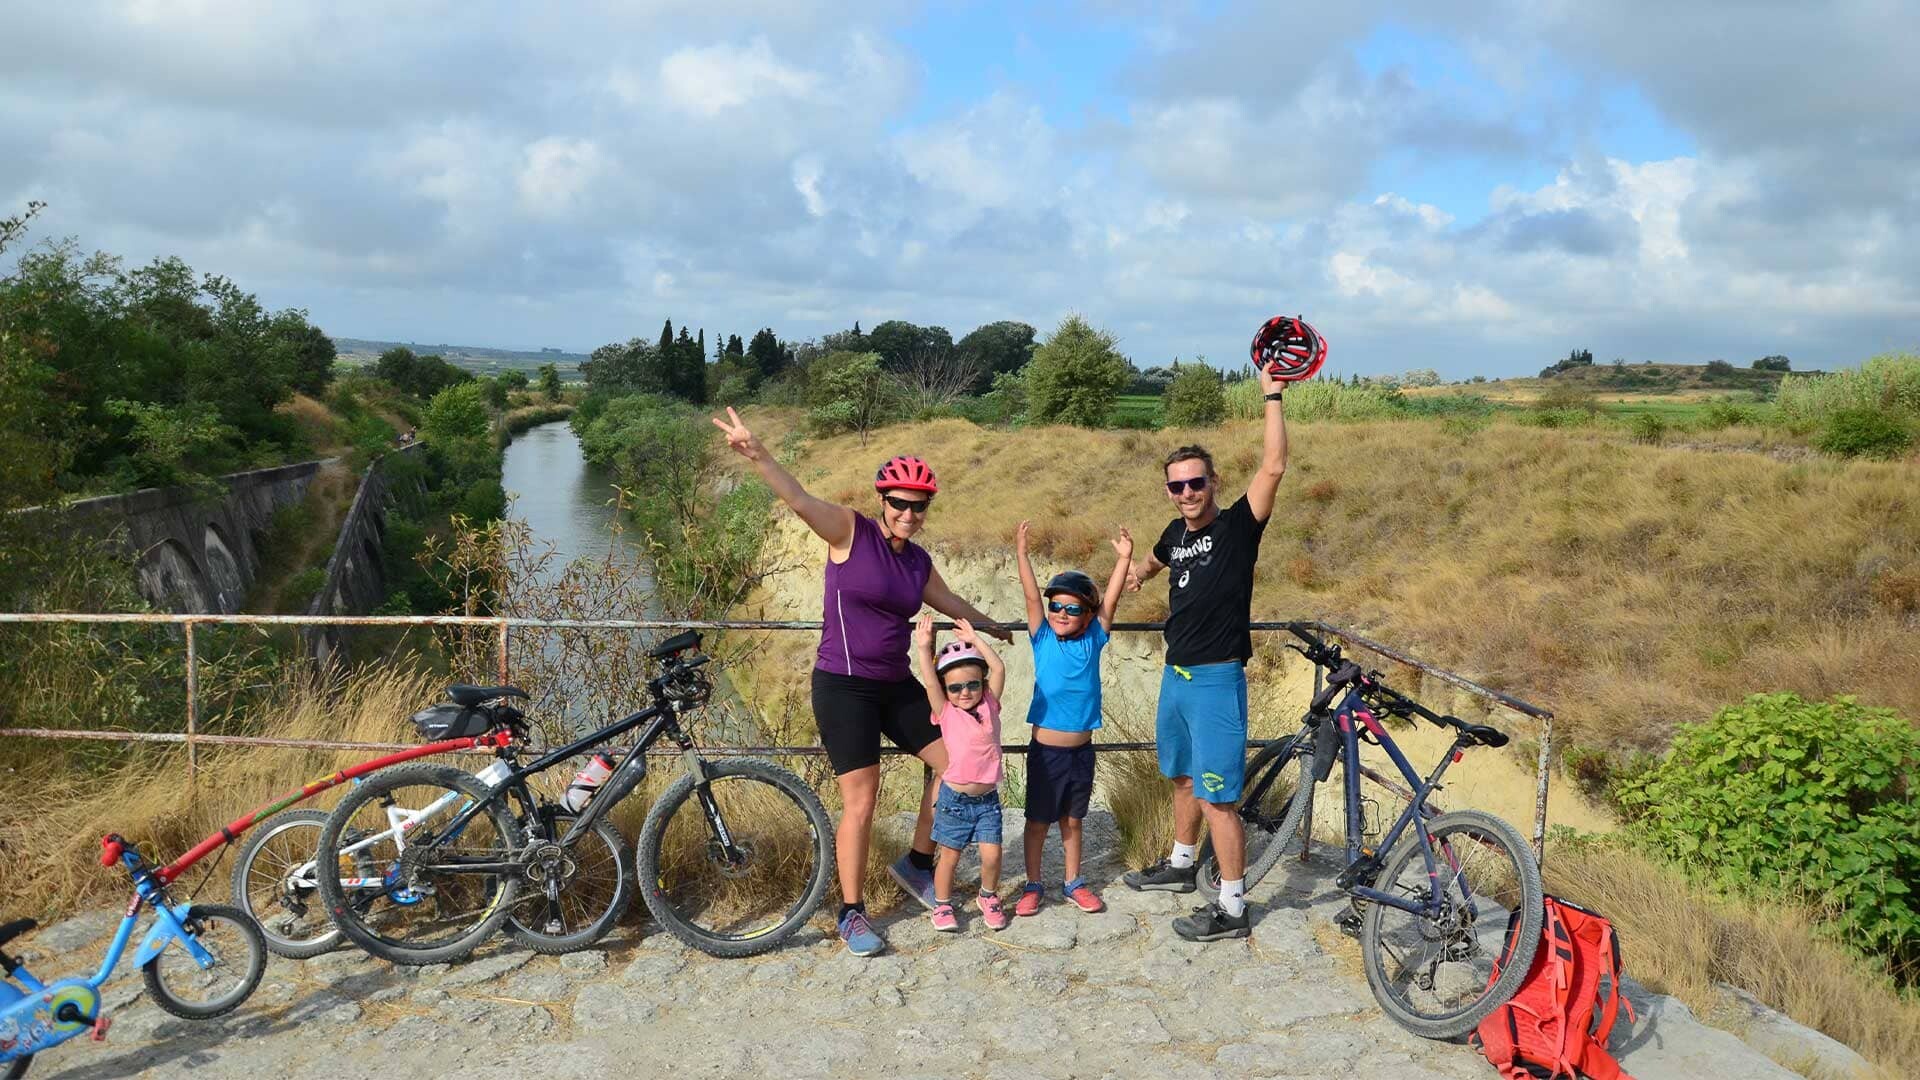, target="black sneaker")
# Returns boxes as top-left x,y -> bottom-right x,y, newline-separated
1122,858 -> 1198,893
1172,902 -> 1250,942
